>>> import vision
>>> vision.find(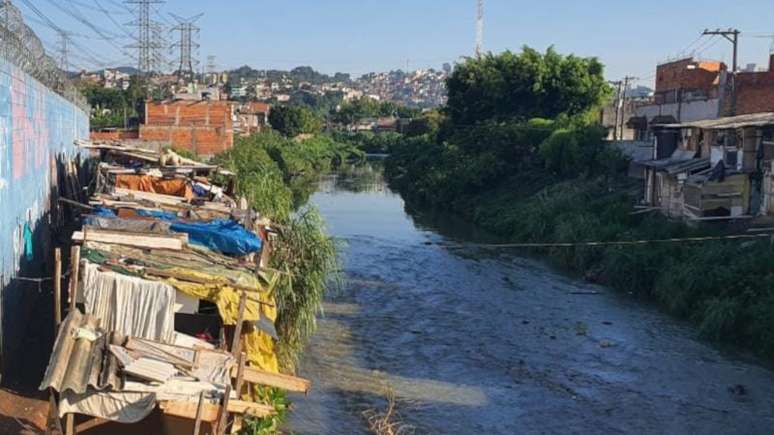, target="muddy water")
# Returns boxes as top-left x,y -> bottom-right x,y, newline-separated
286,163 -> 774,435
